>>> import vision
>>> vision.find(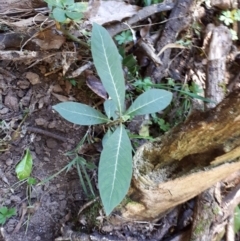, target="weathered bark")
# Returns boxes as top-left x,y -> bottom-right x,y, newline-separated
189,23 -> 232,241
204,24 -> 232,109
146,0 -> 196,81
117,88 -> 240,221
